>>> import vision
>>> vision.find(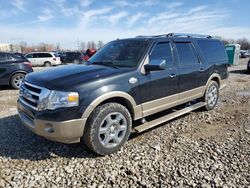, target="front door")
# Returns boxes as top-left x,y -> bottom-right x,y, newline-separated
139,41 -> 179,117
